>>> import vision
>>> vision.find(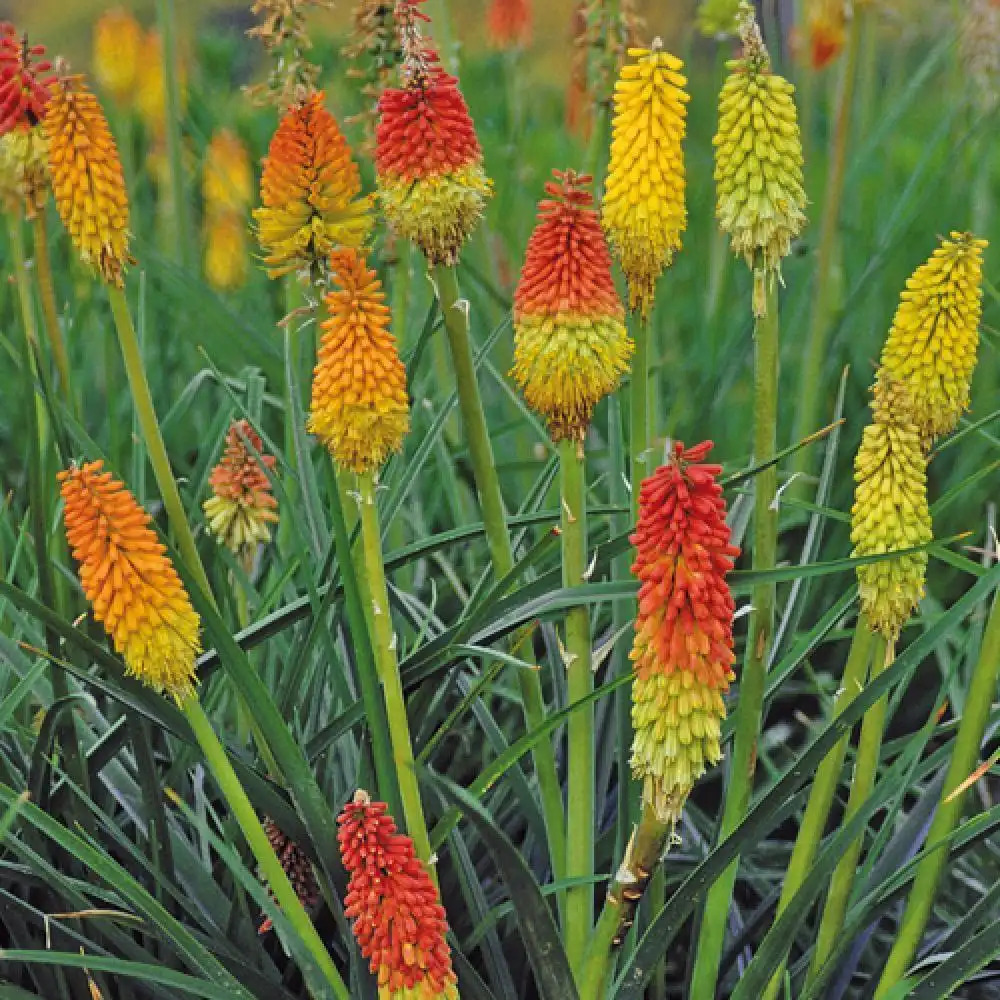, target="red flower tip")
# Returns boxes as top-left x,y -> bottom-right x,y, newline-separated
0,23 -> 54,134
338,791 -> 458,999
